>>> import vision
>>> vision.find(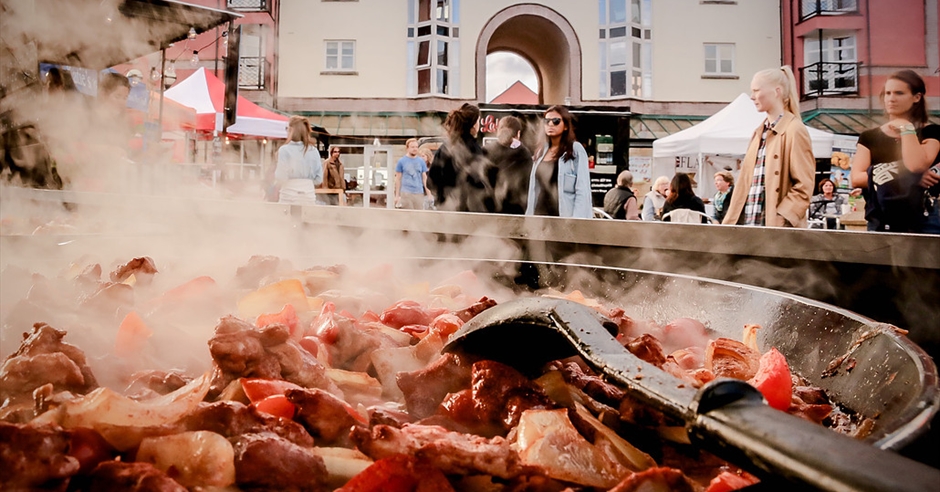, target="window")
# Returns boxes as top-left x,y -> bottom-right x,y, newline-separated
407,0 -> 459,96
238,25 -> 265,89
800,0 -> 858,21
599,0 -> 651,98
325,40 -> 355,71
802,32 -> 858,96
703,43 -> 735,75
